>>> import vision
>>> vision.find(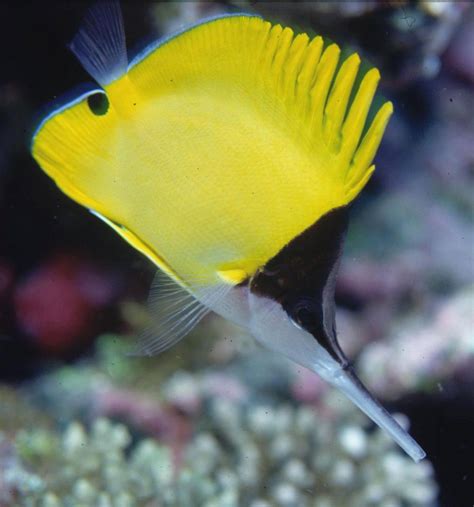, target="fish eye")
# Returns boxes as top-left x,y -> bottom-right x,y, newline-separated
87,92 -> 109,116
290,298 -> 316,328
